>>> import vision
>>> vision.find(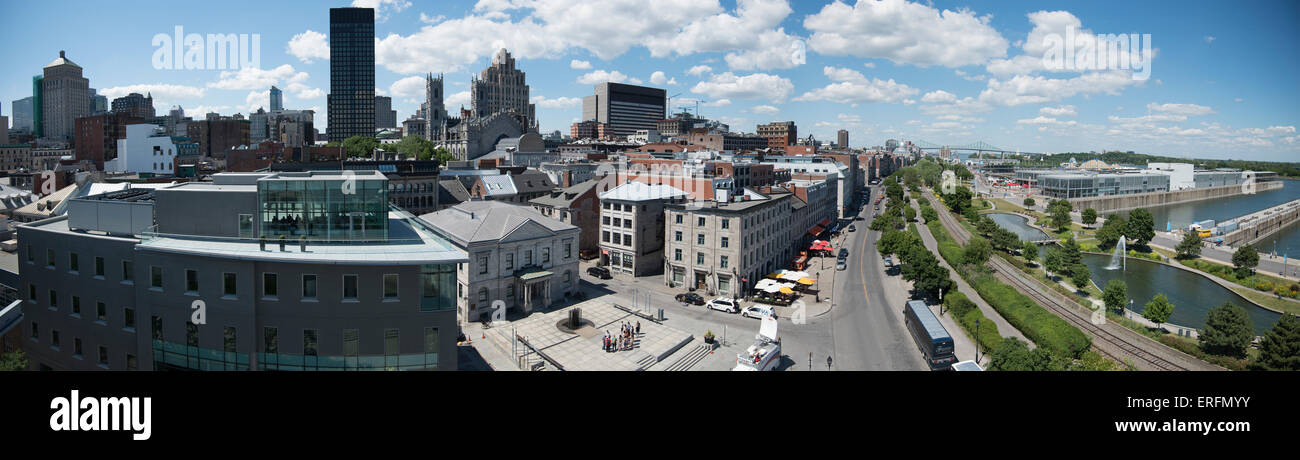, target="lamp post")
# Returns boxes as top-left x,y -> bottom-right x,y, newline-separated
975,318 -> 981,364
